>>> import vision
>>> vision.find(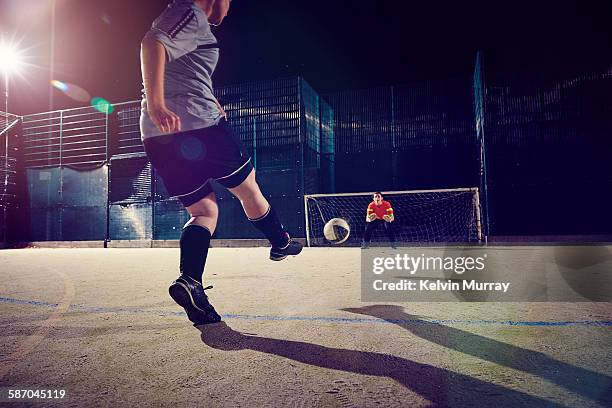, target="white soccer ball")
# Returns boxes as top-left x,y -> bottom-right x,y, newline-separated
323,217 -> 351,244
